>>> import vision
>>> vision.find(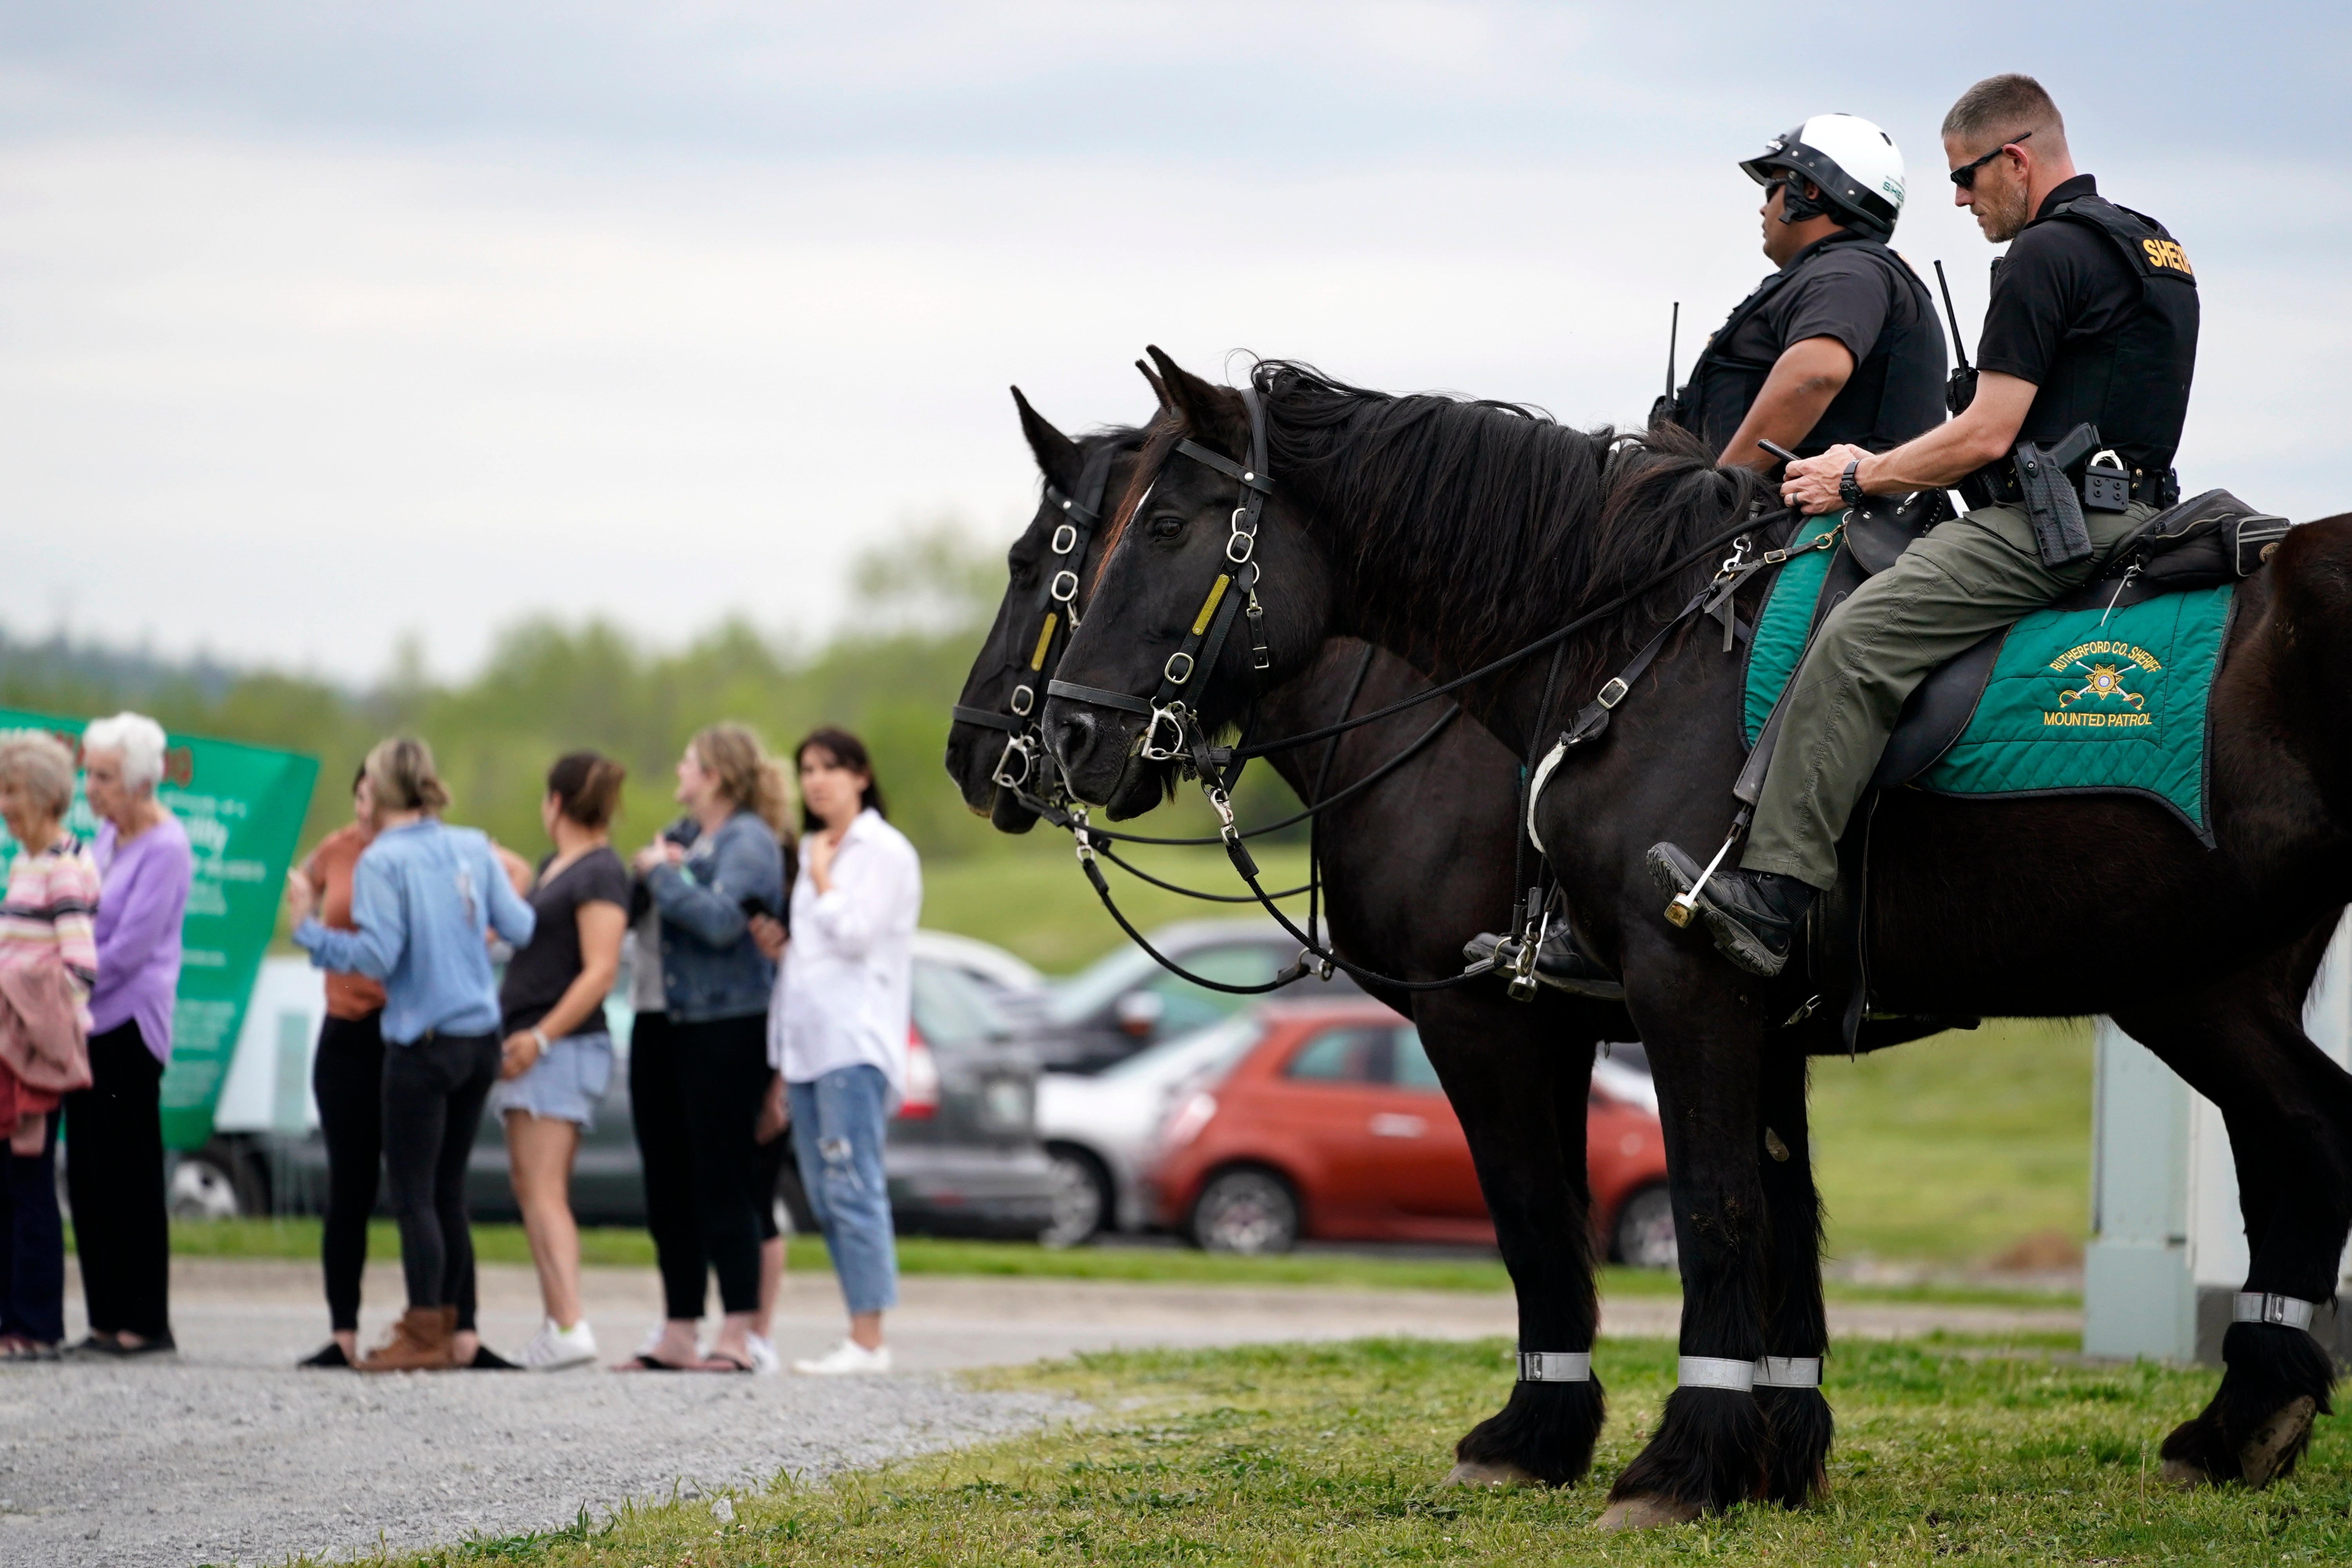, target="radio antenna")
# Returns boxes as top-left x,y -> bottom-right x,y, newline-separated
1933,261 -> 1971,373
1664,301 -> 1680,402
